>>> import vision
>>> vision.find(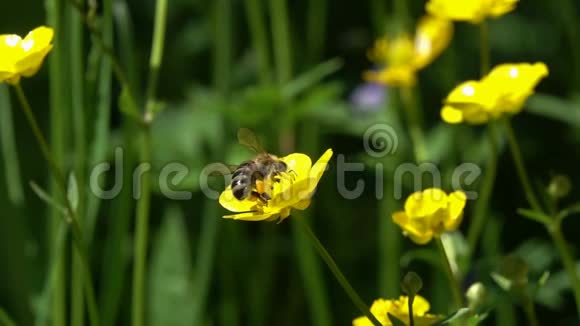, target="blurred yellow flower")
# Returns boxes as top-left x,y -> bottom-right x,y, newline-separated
0,26 -> 54,85
365,16 -> 452,87
219,149 -> 333,222
353,295 -> 441,326
392,188 -> 466,245
426,0 -> 518,23
441,62 -> 548,124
